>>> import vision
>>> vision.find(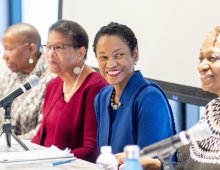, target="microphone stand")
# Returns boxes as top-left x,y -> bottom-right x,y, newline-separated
156,138 -> 176,170
0,102 -> 29,151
